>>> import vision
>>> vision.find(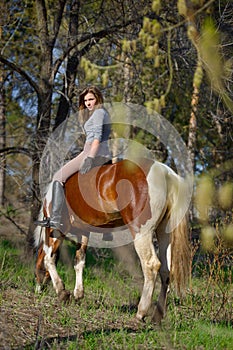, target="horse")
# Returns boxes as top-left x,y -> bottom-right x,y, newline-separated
34,158 -> 191,323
